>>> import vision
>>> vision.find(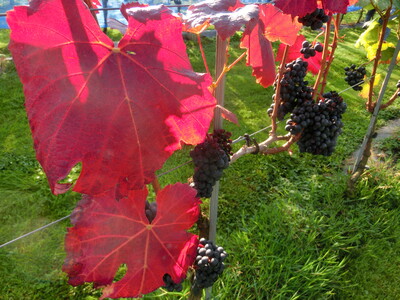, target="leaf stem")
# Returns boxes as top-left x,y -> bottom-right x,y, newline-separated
320,14 -> 340,96
367,8 -> 391,112
271,44 -> 290,135
212,52 -> 246,91
380,87 -> 400,110
151,178 -> 161,195
83,0 -> 99,25
313,14 -> 332,99
197,34 -> 211,75
226,51 -> 247,72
